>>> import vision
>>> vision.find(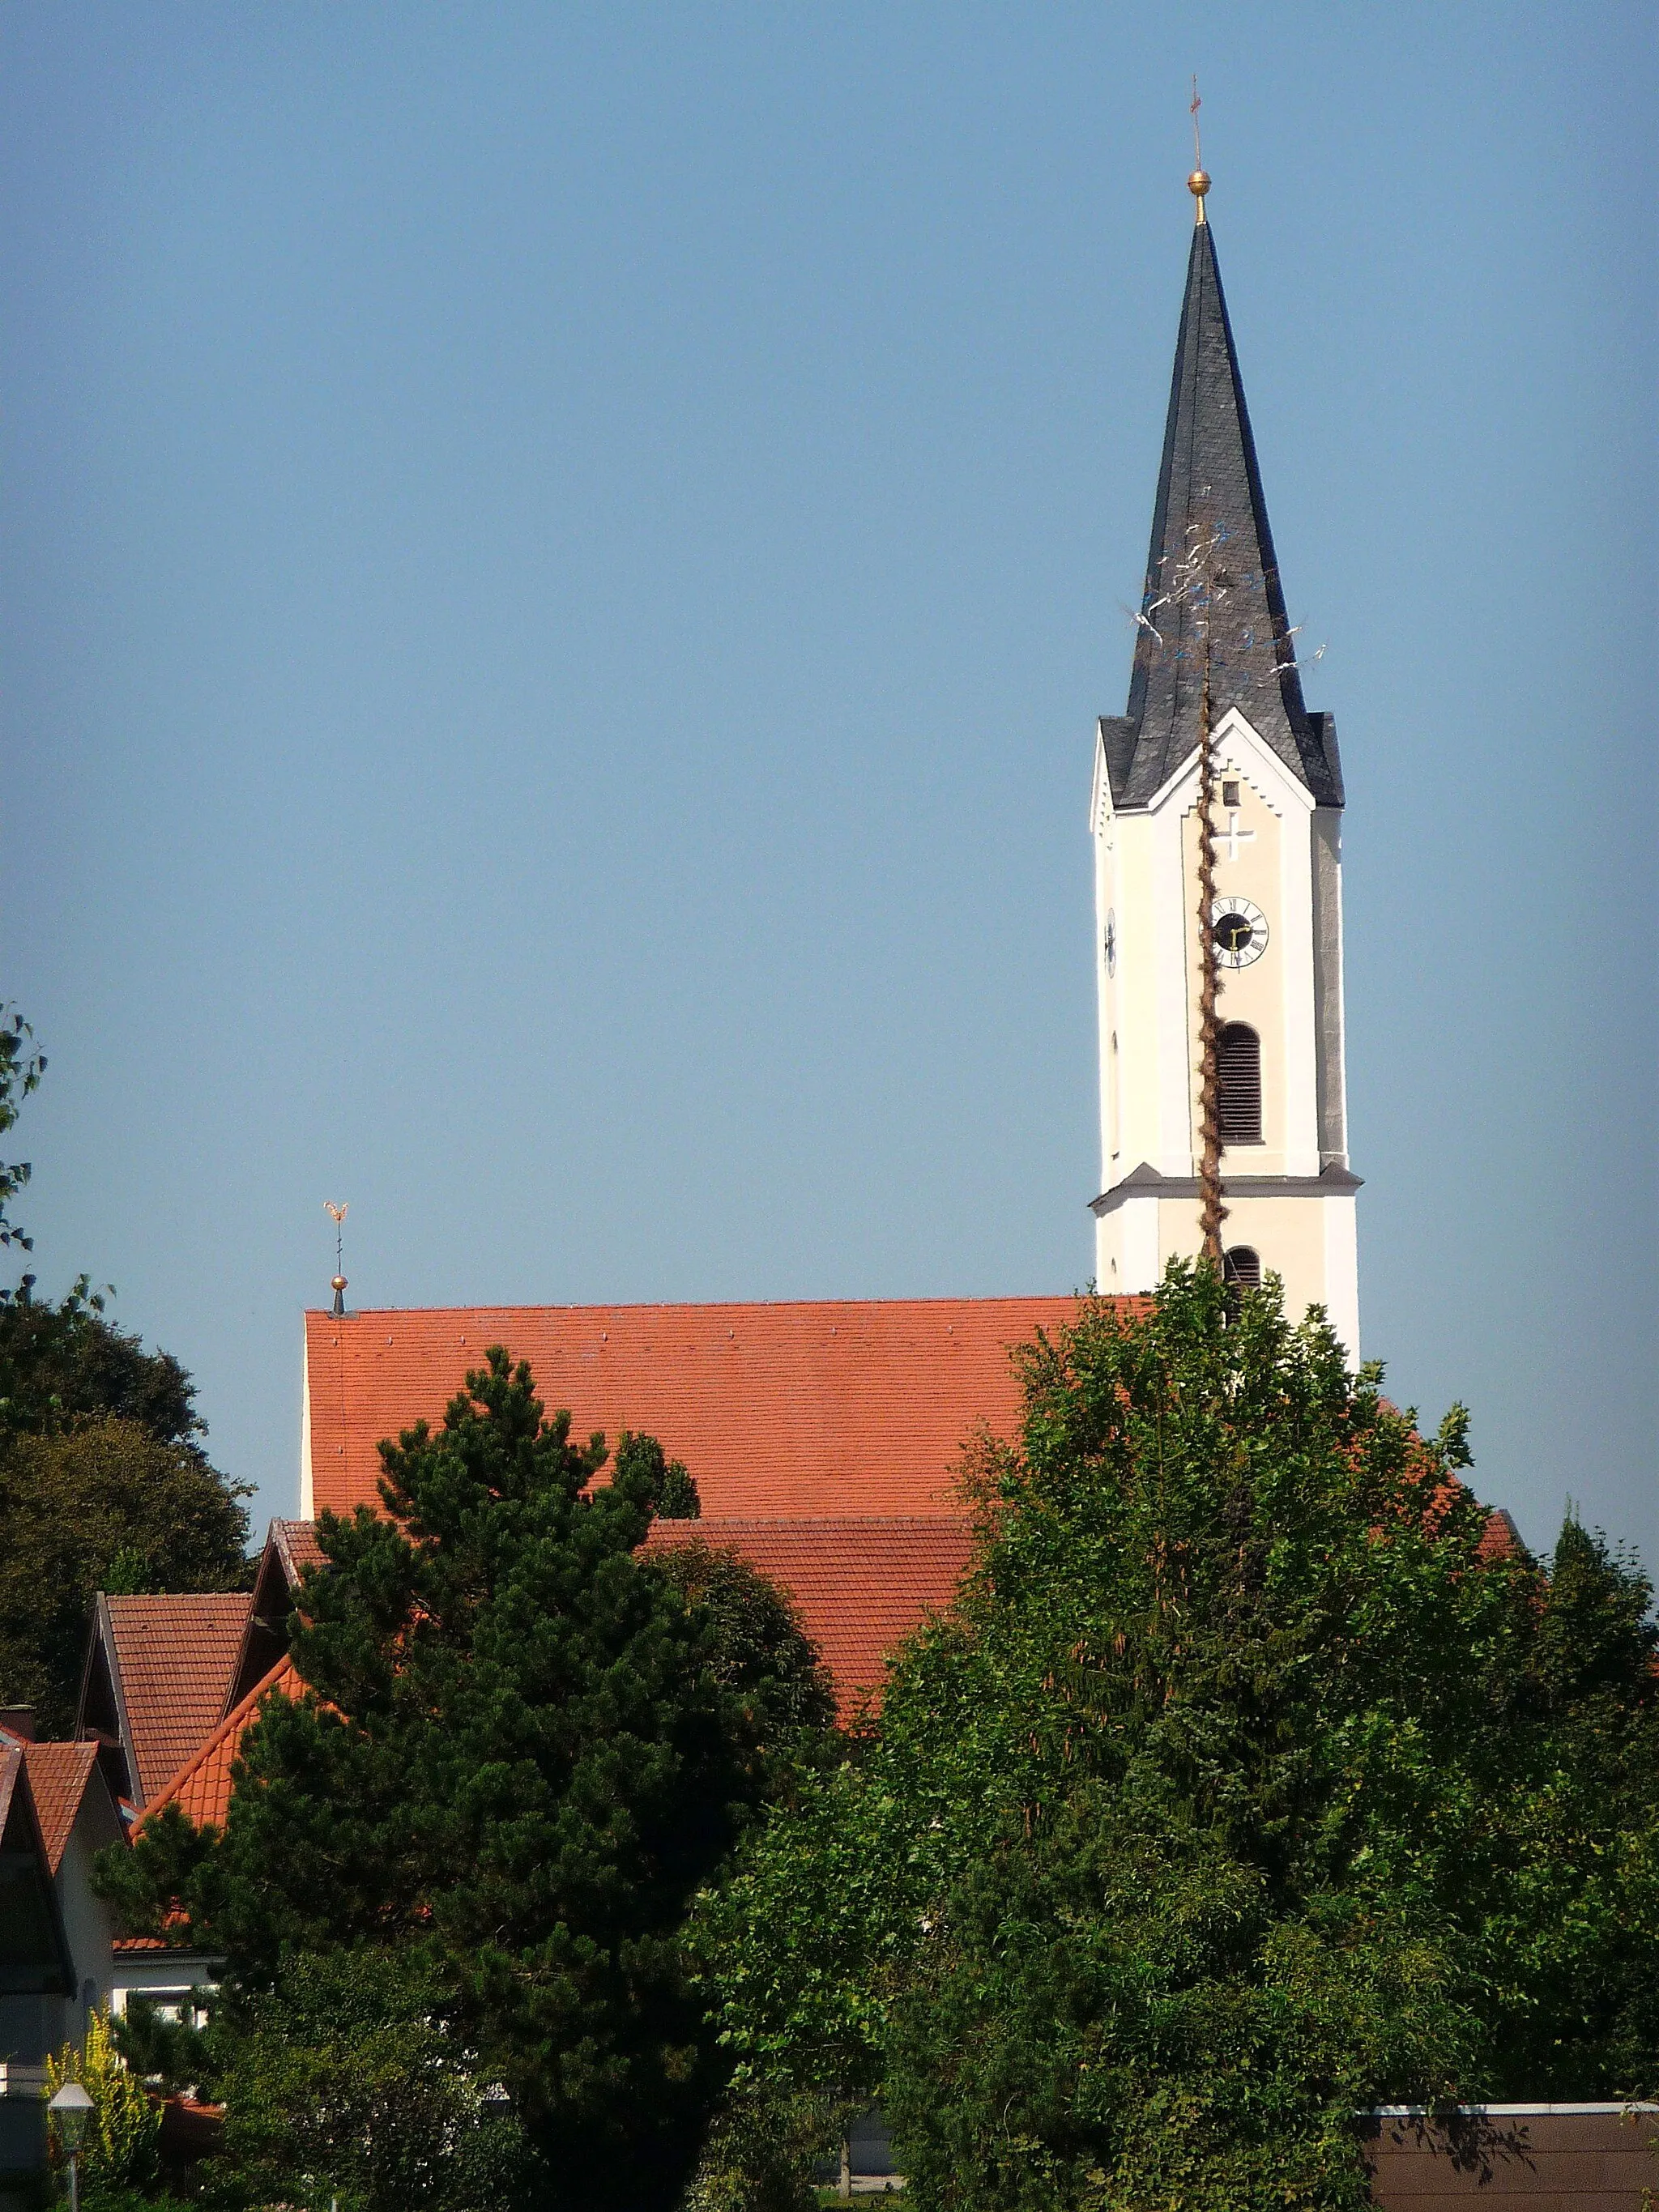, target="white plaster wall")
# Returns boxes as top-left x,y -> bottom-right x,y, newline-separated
1090,710 -> 1358,1362
1154,1191 -> 1357,1362
1093,1194 -> 1162,1295
299,1328 -> 313,1521
1311,807 -> 1350,1165
54,1818 -> 118,2026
